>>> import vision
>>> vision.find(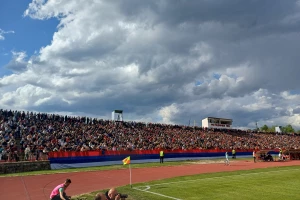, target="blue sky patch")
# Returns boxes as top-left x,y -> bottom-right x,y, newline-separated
0,0 -> 59,75
212,73 -> 221,79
